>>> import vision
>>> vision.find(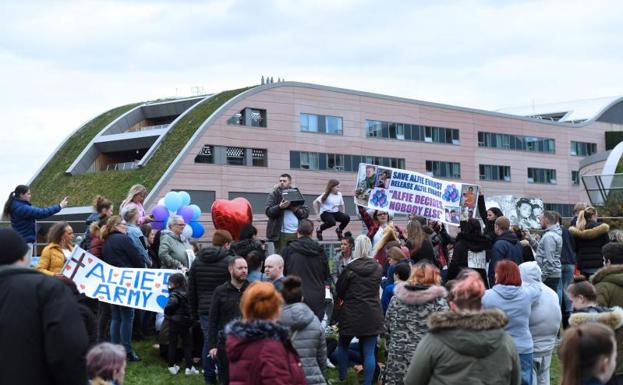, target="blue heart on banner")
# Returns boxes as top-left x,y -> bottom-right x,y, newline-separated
156,295 -> 168,309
